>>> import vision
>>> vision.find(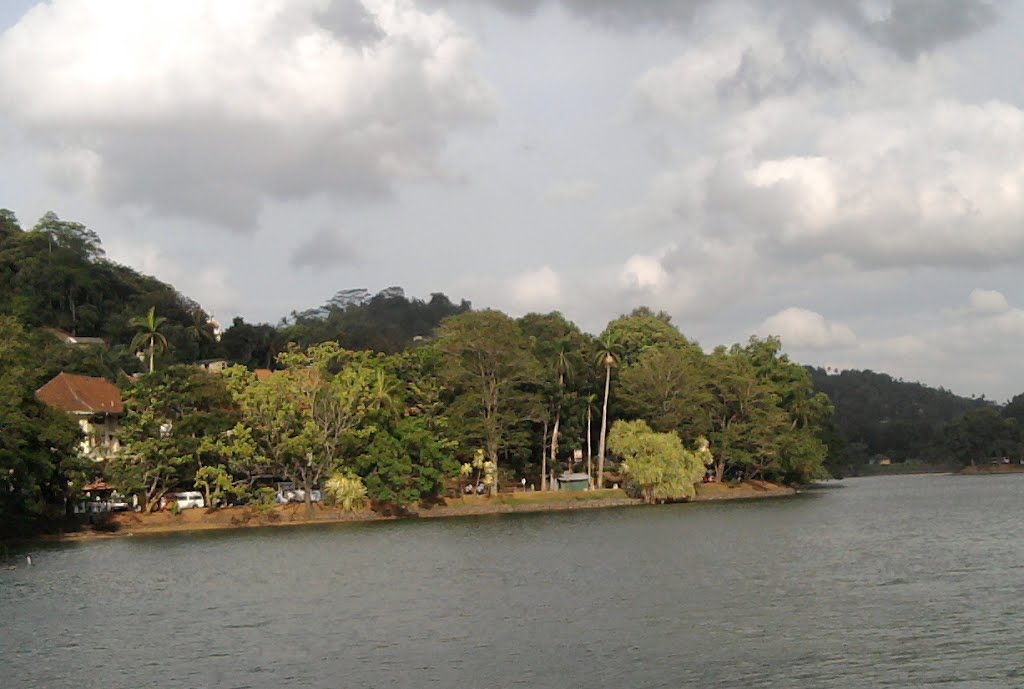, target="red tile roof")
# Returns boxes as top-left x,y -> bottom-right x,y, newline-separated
35,372 -> 124,414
